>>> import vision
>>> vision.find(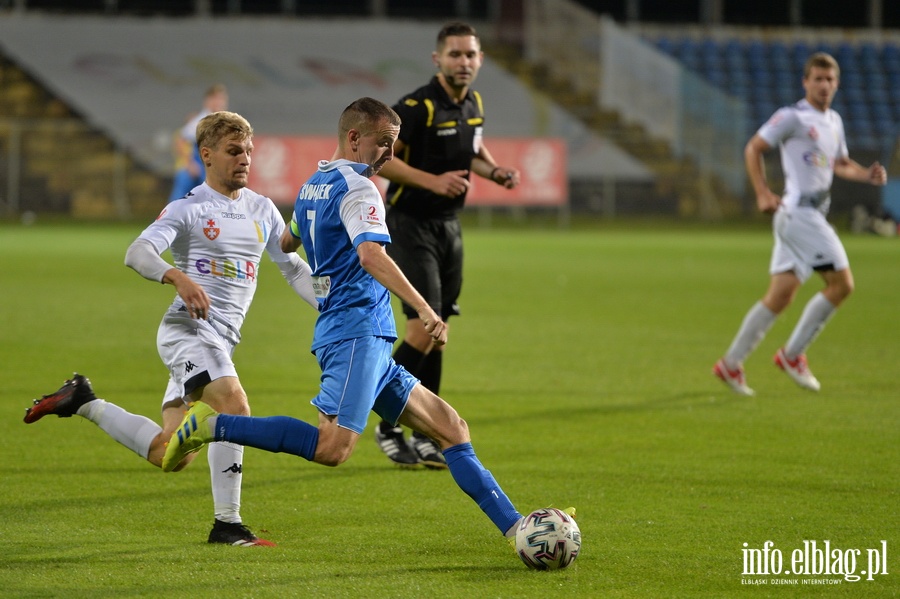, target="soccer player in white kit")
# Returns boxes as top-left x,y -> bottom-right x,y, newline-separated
24,111 -> 317,546
713,52 -> 886,396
